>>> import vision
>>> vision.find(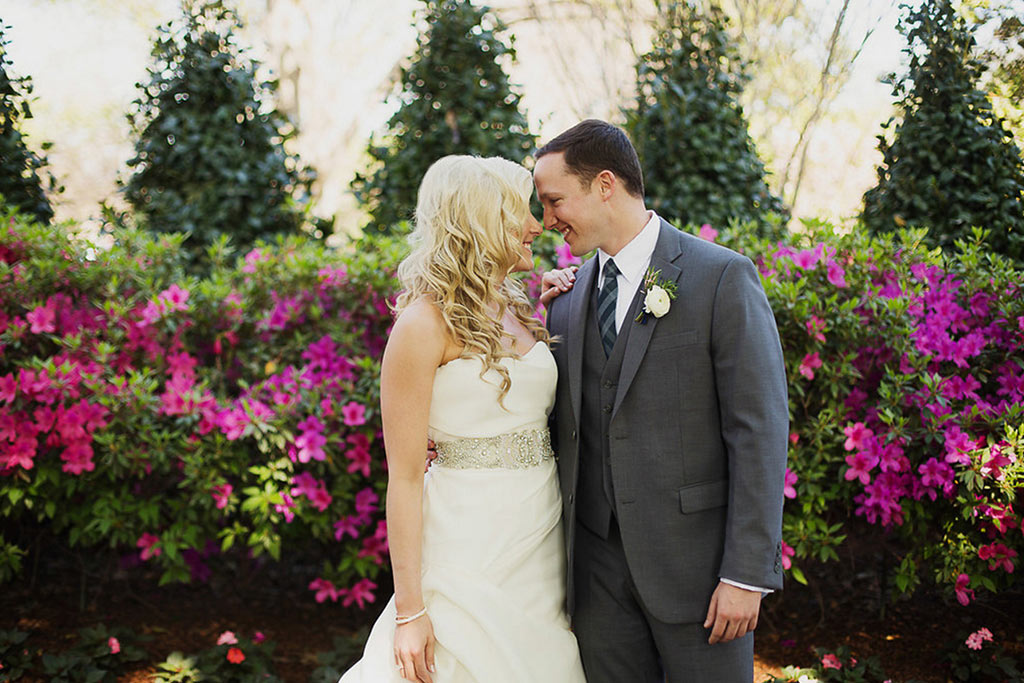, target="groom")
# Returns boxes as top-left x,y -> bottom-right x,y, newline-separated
536,120 -> 788,682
